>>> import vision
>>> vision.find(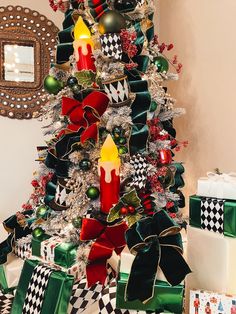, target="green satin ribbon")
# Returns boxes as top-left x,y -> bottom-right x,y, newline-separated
56,10 -> 75,64
45,149 -> 71,178
125,210 -> 191,303
44,181 -> 57,205
11,259 -> 74,314
116,273 -> 183,313
190,195 -> 236,237
0,265 -> 15,294
170,162 -> 185,192
126,70 -> 151,155
32,234 -> 78,268
0,210 -> 33,265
